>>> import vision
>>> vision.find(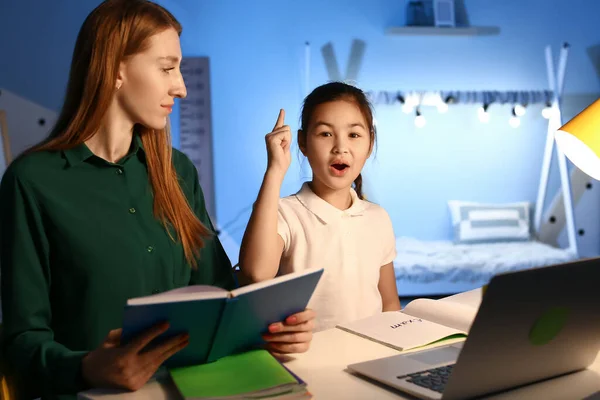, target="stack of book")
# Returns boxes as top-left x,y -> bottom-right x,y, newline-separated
169,349 -> 311,399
